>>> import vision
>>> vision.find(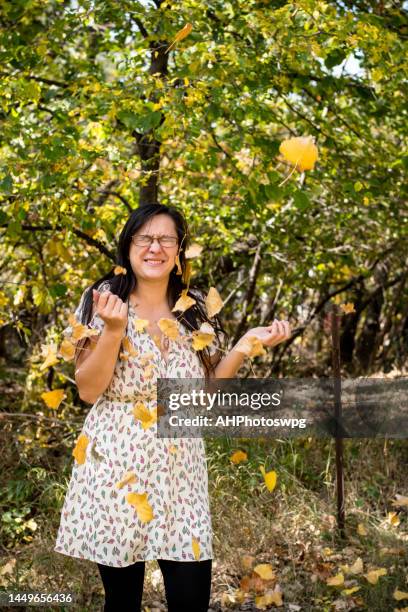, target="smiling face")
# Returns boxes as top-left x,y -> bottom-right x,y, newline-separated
129,214 -> 179,282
